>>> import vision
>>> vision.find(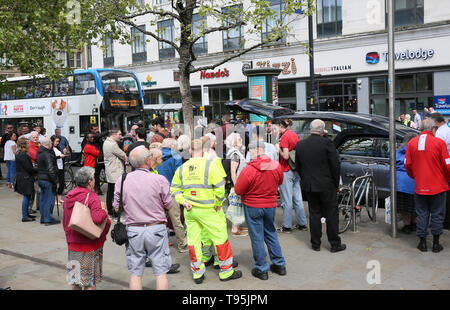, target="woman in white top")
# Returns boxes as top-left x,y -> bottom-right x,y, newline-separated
4,132 -> 17,189
50,135 -> 68,204
225,132 -> 248,236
